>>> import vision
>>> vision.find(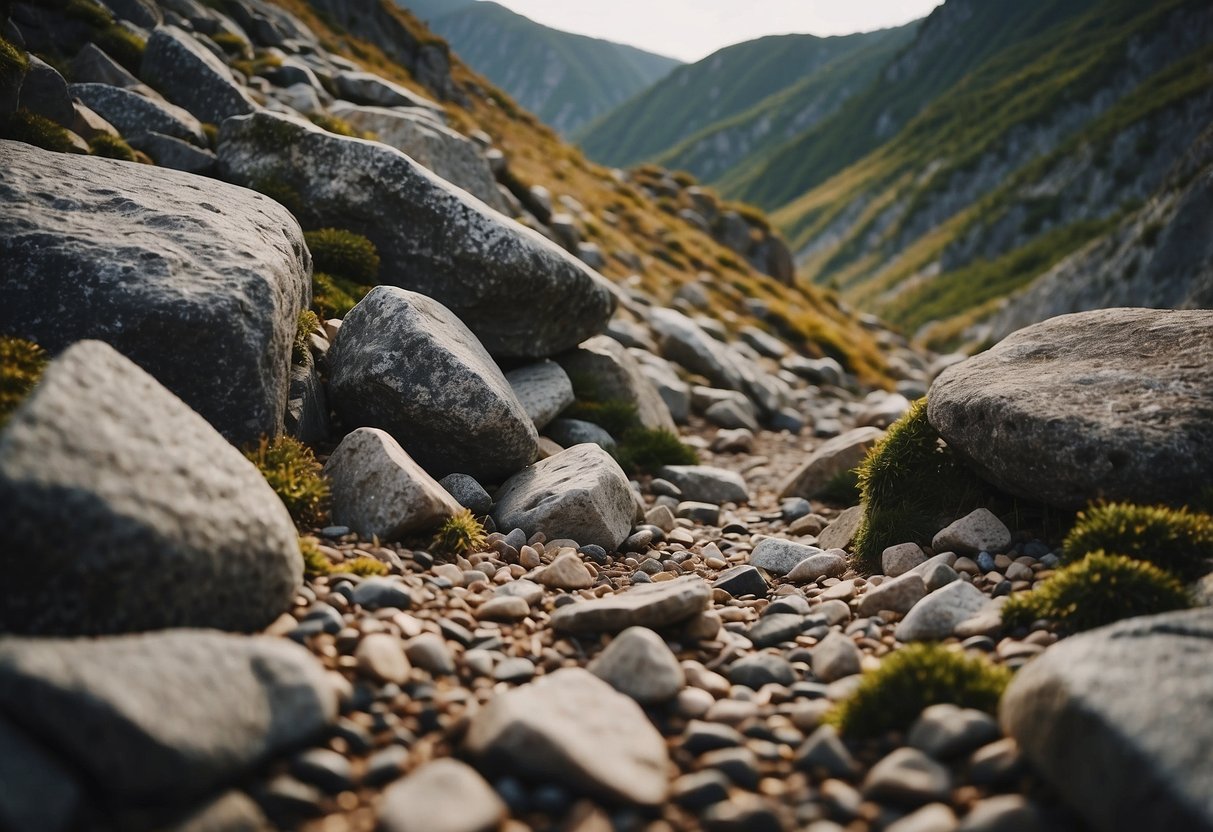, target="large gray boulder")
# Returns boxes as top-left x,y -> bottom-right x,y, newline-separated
217,111 -> 614,358
492,444 -> 635,550
140,25 -> 256,124
929,309 -> 1213,509
557,335 -> 676,432
1002,608 -> 1213,832
69,82 -> 208,146
328,287 -> 538,482
0,630 -> 335,818
0,341 -> 302,636
329,101 -> 507,212
0,140 -> 310,444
